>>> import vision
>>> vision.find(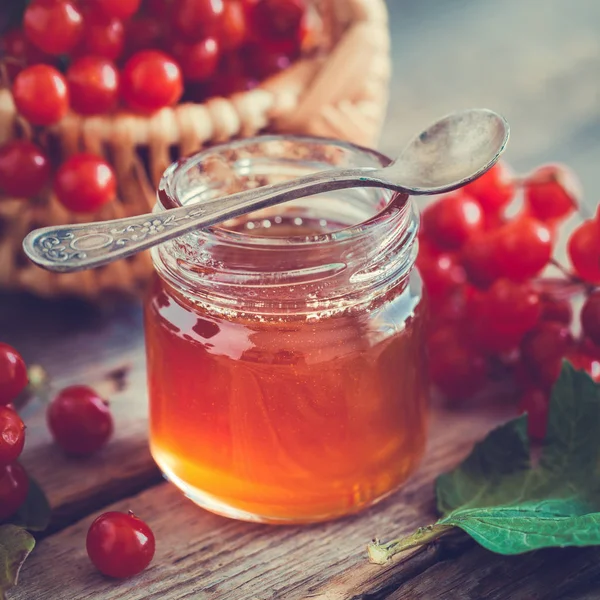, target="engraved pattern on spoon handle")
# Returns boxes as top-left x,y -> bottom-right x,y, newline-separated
23,168 -> 392,273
